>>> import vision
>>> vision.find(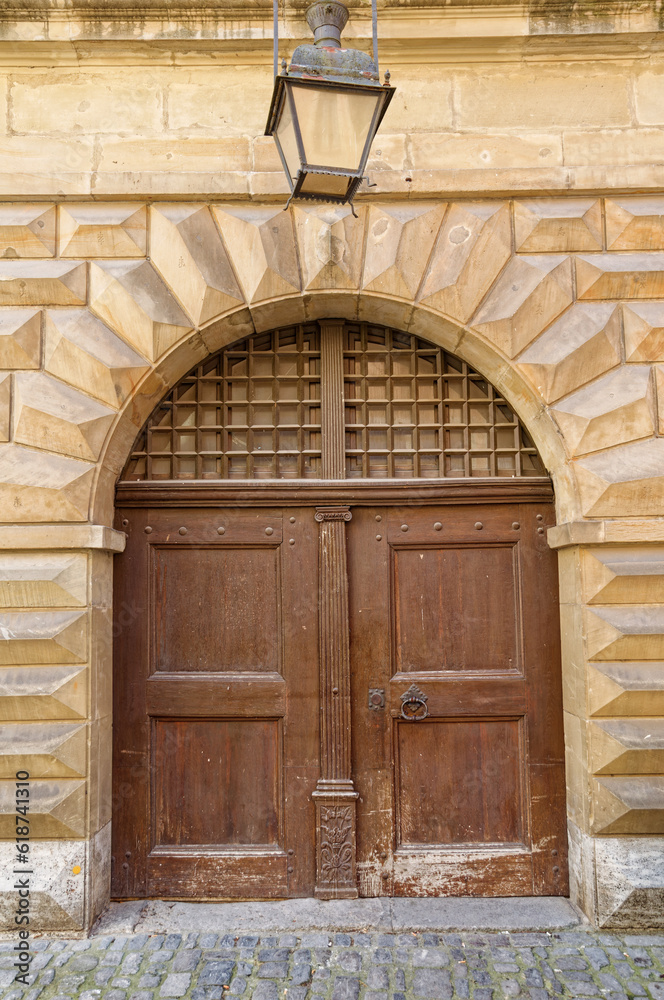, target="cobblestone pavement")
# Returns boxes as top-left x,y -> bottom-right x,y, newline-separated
1,928 -> 664,1000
